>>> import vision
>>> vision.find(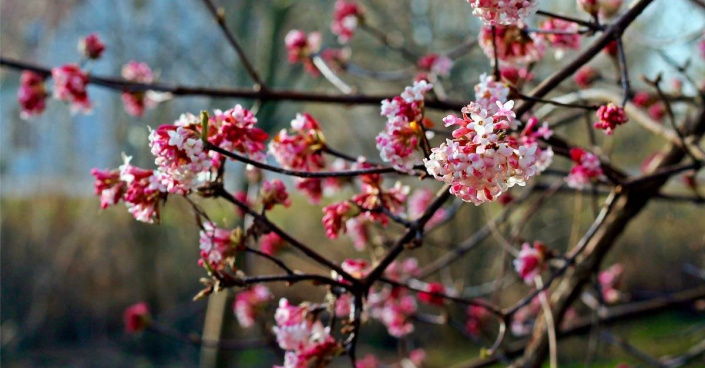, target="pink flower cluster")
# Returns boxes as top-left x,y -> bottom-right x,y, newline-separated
52,64 -> 91,113
376,80 -> 433,172
234,285 -> 271,328
513,241 -> 550,284
260,232 -> 286,255
17,71 -> 48,119
260,179 -> 291,210
425,75 -> 551,205
466,0 -> 539,25
209,105 -> 269,161
367,258 -> 420,337
273,299 -> 341,368
121,61 -> 157,117
465,304 -> 489,336
574,66 -> 600,88
633,92 -> 665,122
331,0 -> 364,43
285,30 -> 322,76
594,103 -> 628,135
149,116 -> 211,194
199,222 -> 239,270
500,65 -> 534,86
416,53 -> 453,81
91,156 -> 166,223
565,148 -> 605,189
540,19 -> 581,57
78,33 -> 105,59
479,25 -> 546,65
